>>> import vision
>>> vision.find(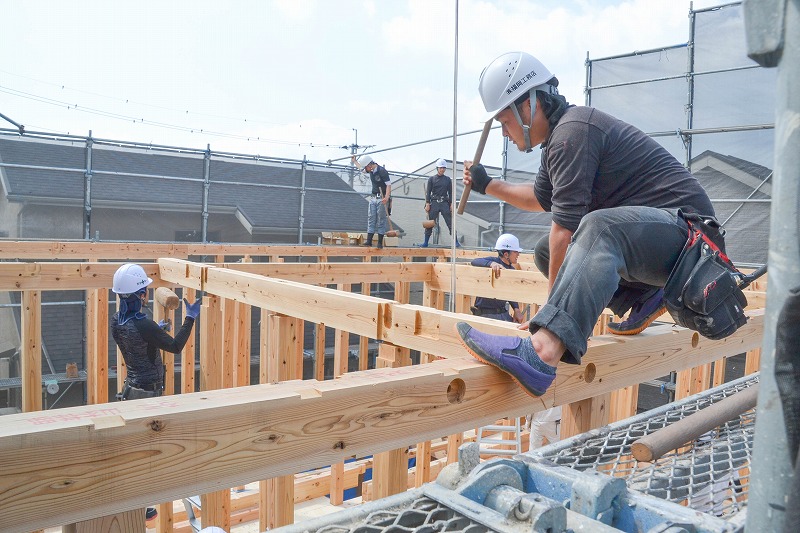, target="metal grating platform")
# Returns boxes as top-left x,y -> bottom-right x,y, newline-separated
275,374 -> 758,533
538,375 -> 756,518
